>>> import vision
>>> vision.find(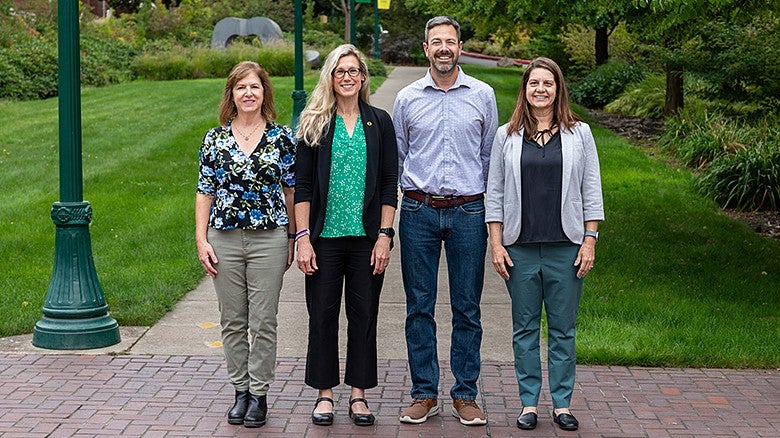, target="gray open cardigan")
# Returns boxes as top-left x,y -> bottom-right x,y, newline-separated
485,121 -> 605,246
